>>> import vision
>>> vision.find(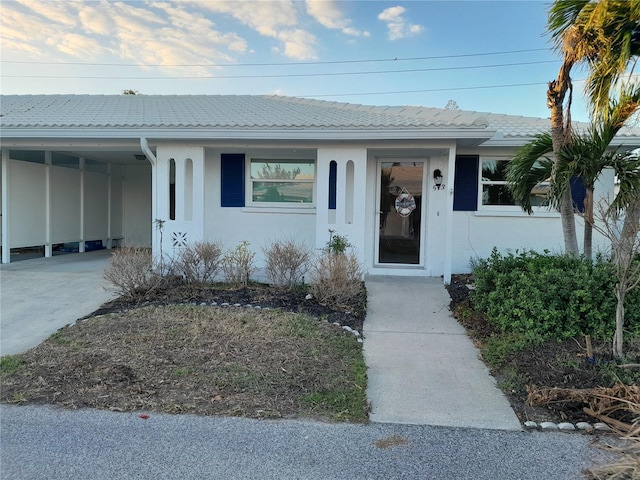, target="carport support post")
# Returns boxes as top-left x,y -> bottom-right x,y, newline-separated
1,149 -> 10,264
44,152 -> 52,258
79,158 -> 85,253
